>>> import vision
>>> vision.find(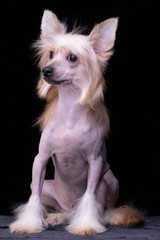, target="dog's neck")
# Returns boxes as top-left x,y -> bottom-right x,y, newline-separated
55,83 -> 86,123
58,83 -> 81,103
